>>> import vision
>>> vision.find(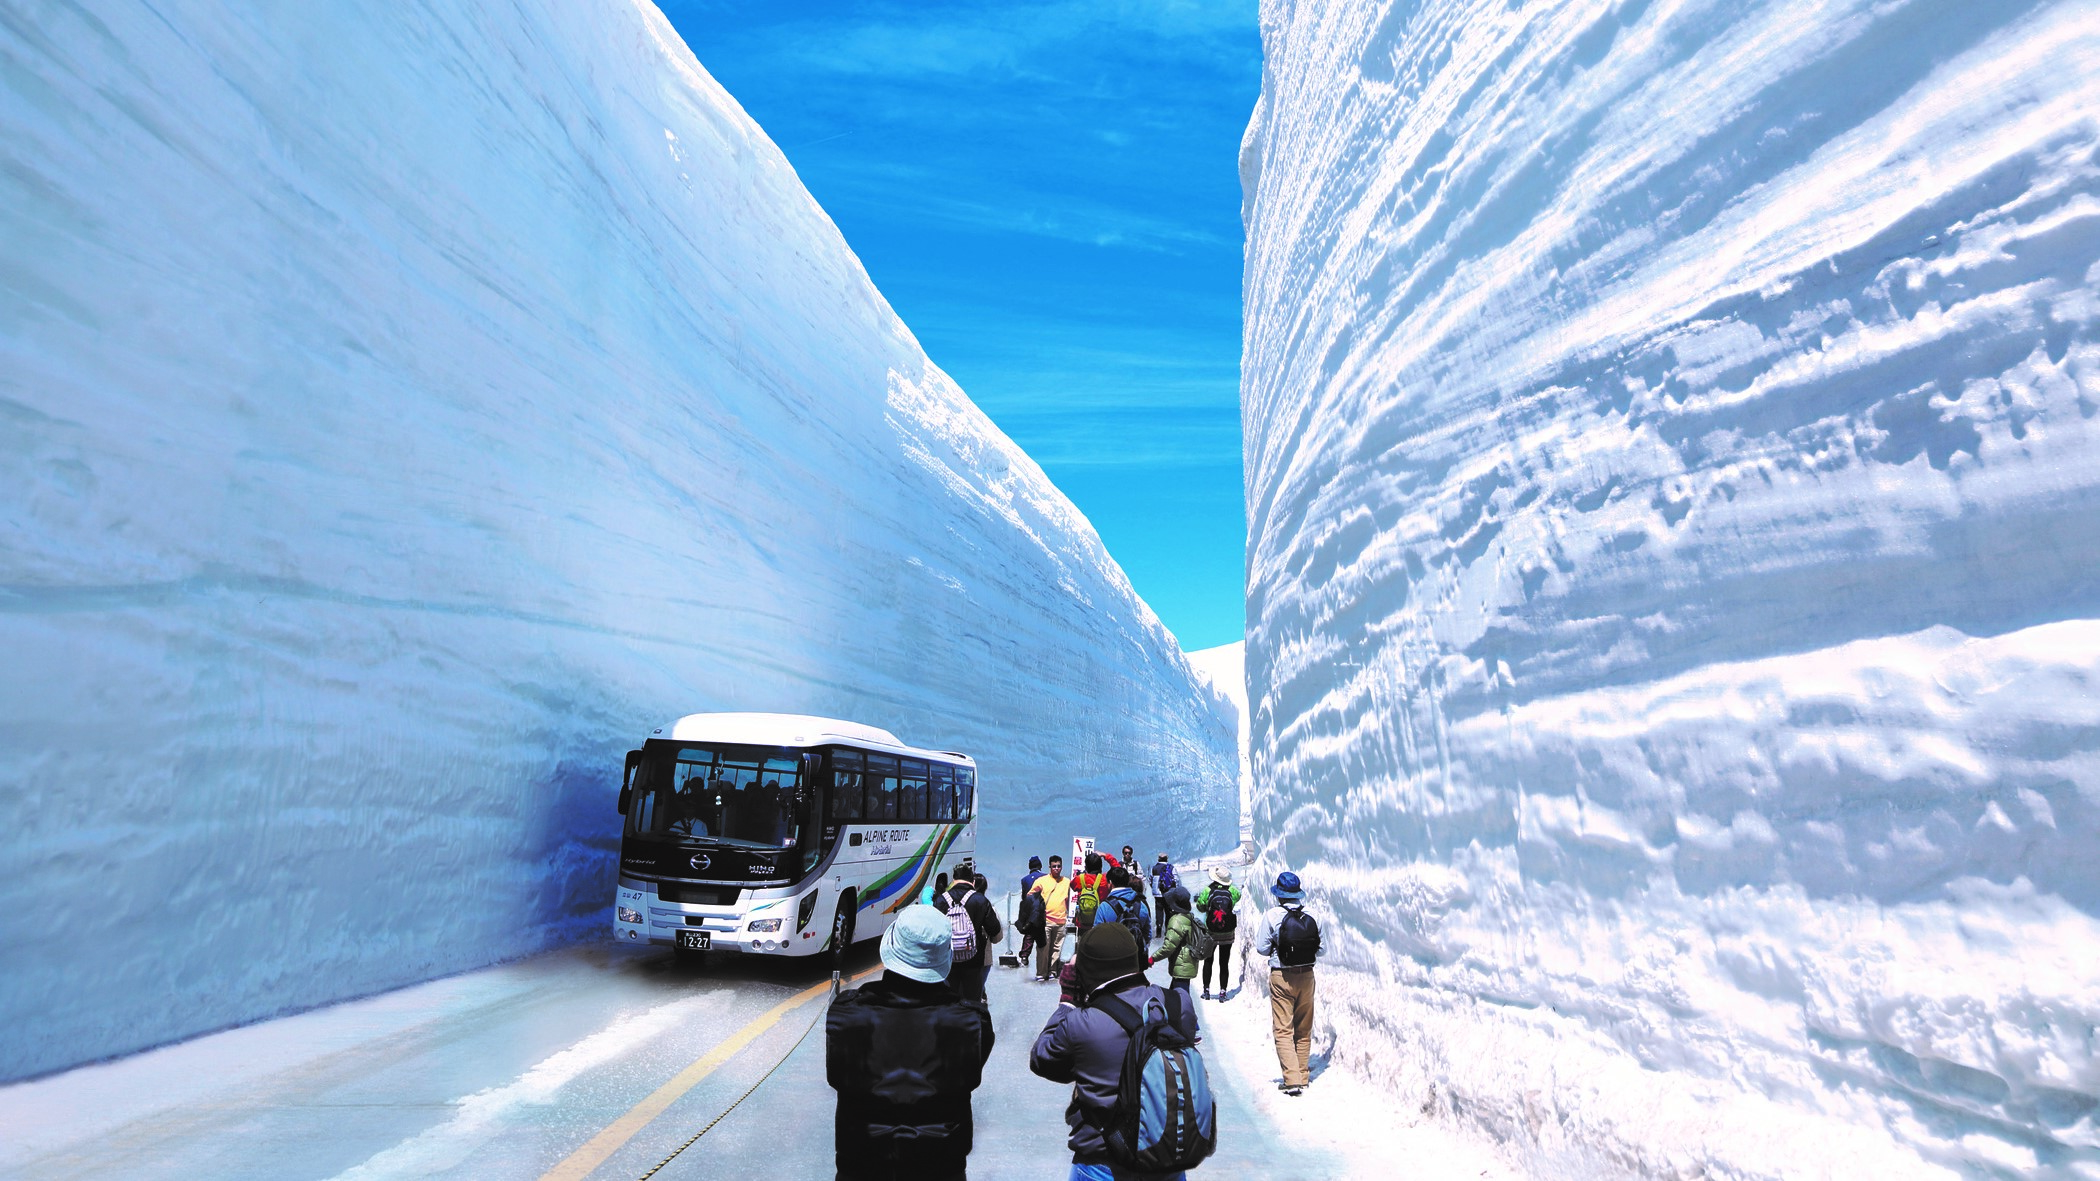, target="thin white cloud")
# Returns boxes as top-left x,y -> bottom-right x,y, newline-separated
778,0 -> 1256,81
